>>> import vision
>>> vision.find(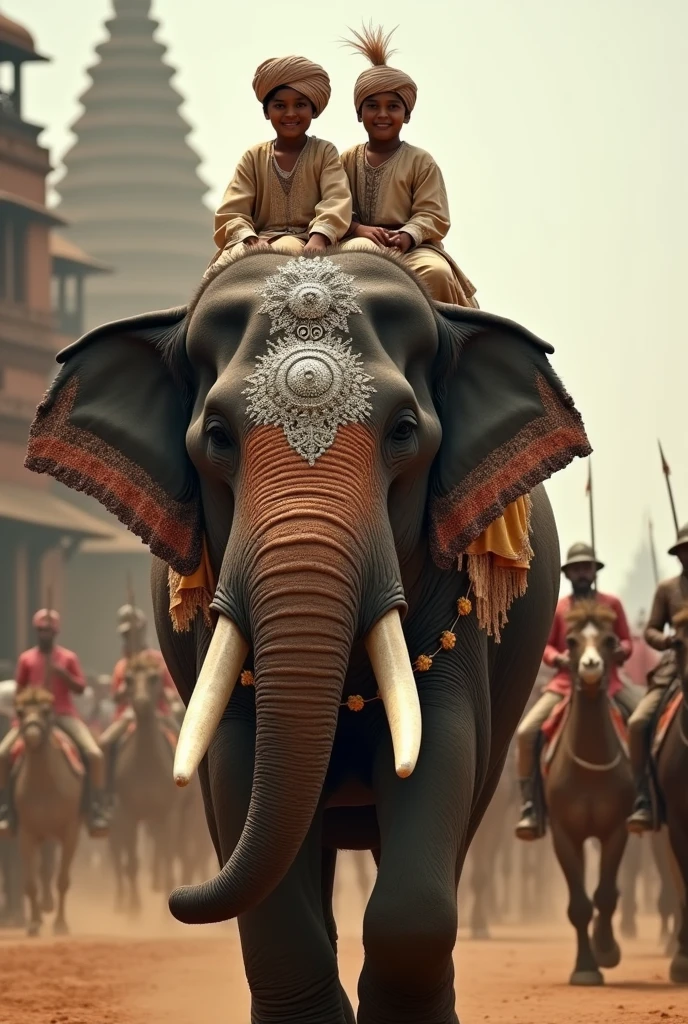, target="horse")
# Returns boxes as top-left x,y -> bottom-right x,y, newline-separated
12,688 -> 85,936
544,600 -> 635,985
108,652 -> 179,913
655,606 -> 688,983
